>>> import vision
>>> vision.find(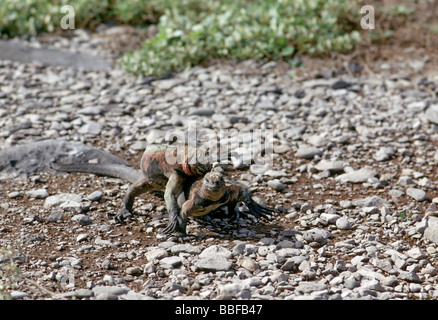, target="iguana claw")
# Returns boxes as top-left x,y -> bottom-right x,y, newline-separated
242,191 -> 274,219
113,208 -> 132,223
161,213 -> 187,235
162,215 -> 178,234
